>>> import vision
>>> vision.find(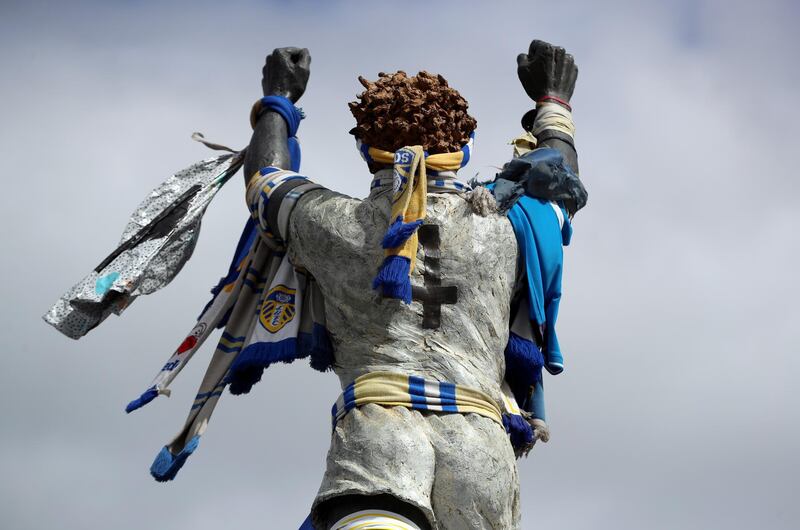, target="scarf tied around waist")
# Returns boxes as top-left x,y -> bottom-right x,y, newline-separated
331,371 -> 535,454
